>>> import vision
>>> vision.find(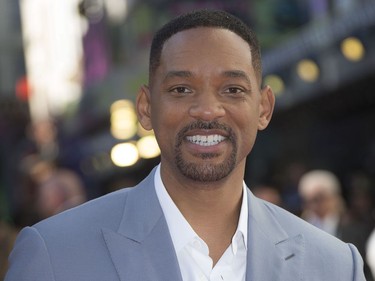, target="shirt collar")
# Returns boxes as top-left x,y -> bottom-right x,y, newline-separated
154,164 -> 197,253
154,164 -> 248,253
232,183 -> 248,253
